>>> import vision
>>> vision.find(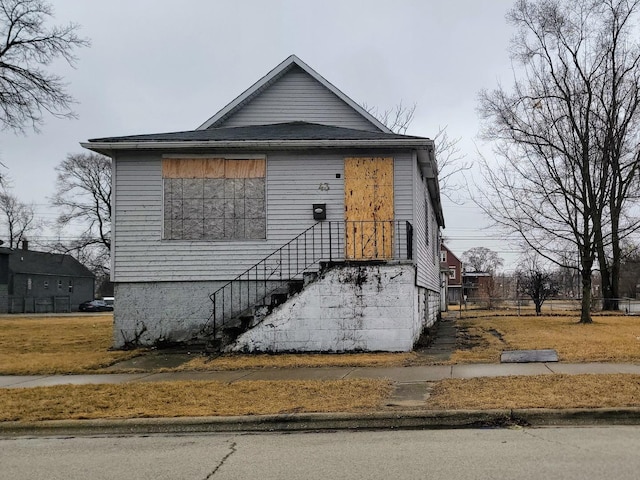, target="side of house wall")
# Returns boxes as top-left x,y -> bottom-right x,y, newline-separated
7,274 -> 93,313
113,281 -> 225,347
230,264 -> 422,352
413,158 -> 440,291
216,66 -> 379,132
